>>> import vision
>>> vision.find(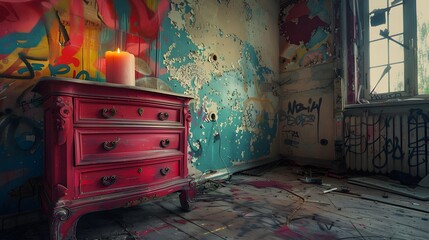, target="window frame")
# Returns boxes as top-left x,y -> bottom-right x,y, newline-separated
360,0 -> 418,101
